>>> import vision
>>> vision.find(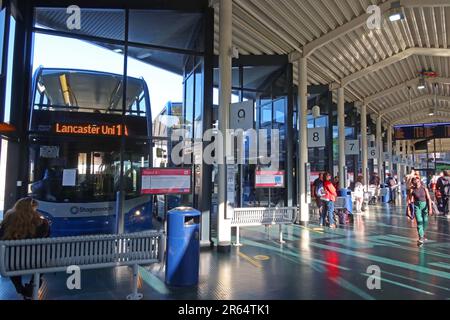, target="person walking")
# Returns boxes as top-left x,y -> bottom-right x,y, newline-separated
436,170 -> 450,216
405,169 -> 417,192
386,173 -> 397,204
407,177 -> 433,245
0,197 -> 50,299
321,172 -> 337,229
354,176 -> 365,213
313,173 -> 324,219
